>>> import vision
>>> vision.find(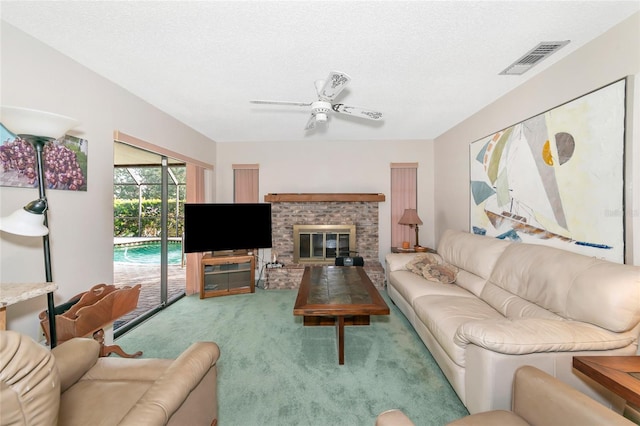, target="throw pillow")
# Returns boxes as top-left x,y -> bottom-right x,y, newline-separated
422,263 -> 459,284
405,253 -> 442,276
